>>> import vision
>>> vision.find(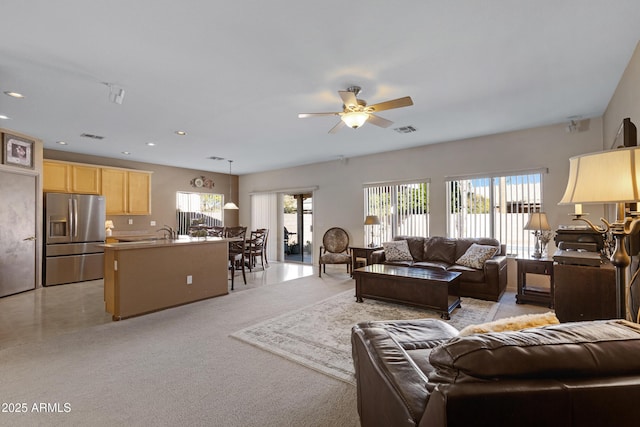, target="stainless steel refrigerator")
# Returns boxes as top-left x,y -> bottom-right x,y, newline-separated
44,193 -> 106,286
